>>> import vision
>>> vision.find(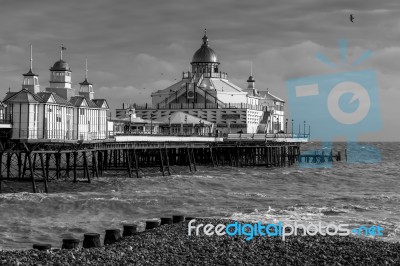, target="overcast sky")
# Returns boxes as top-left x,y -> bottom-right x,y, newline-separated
0,0 -> 399,141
